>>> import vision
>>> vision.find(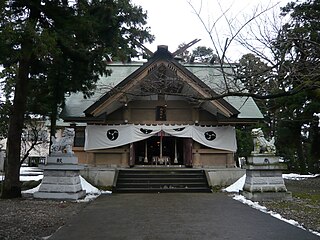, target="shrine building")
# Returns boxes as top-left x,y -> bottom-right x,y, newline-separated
61,45 -> 263,190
